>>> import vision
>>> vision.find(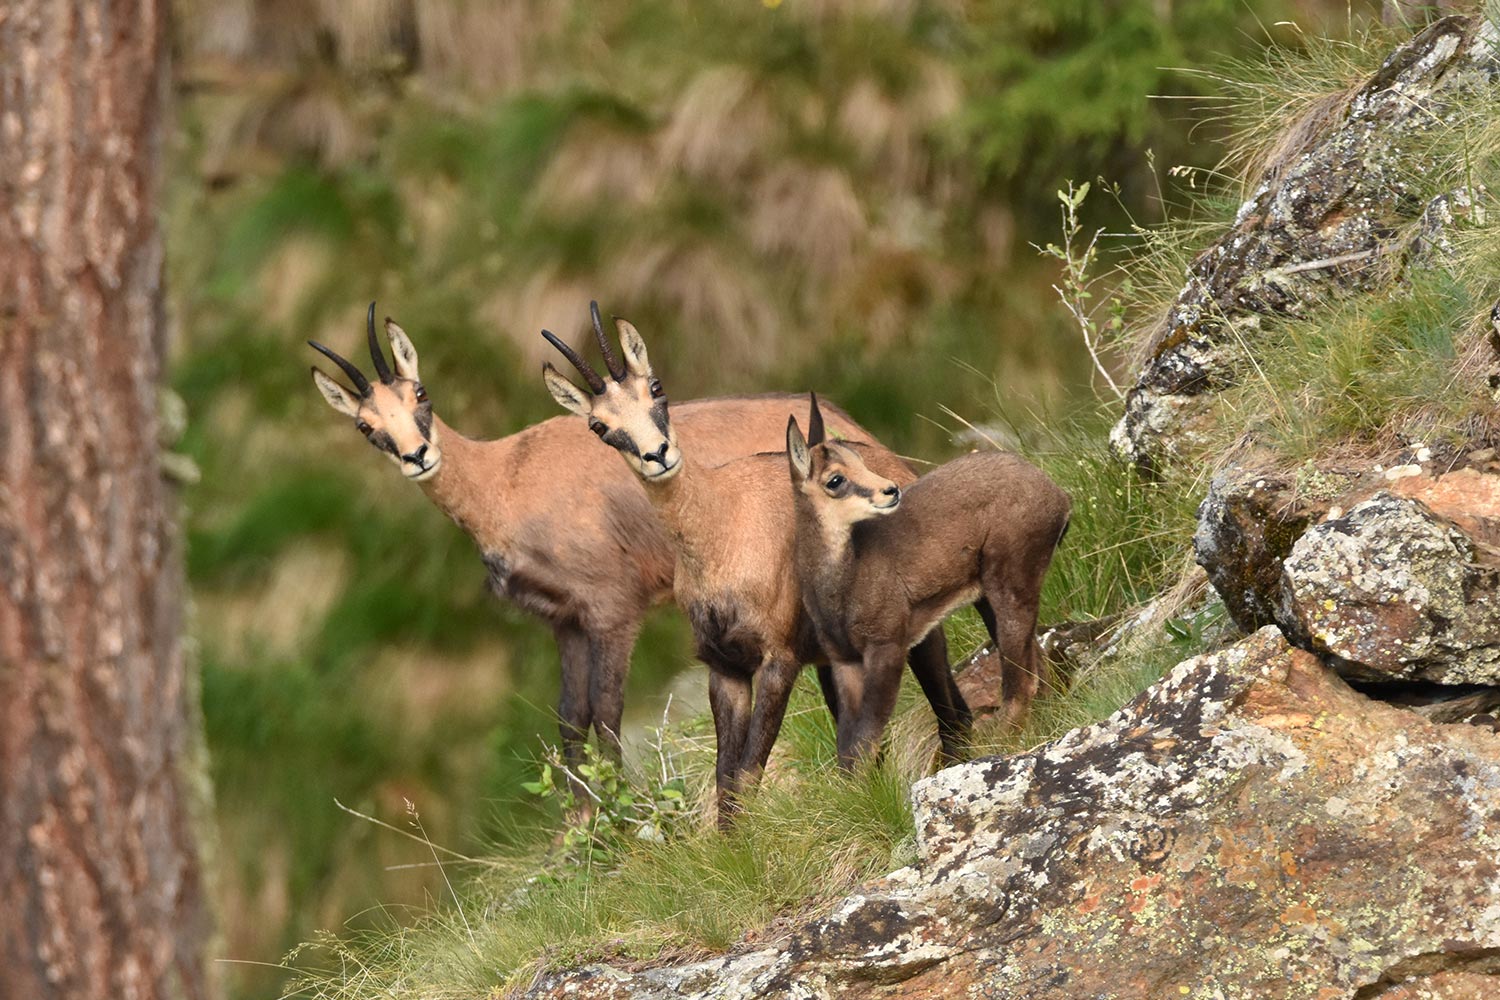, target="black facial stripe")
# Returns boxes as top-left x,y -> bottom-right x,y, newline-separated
370,430 -> 398,456
849,482 -> 875,499
602,427 -> 640,458
650,398 -> 670,438
414,403 -> 433,438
